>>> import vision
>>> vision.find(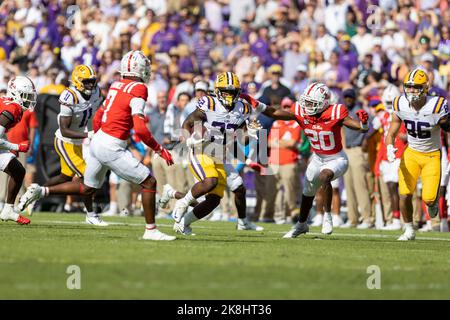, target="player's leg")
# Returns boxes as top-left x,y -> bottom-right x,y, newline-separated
420,150 -> 441,218
283,155 -> 321,238
331,179 -> 343,227
313,189 -> 324,227
172,152 -> 220,222
102,147 -> 175,240
0,157 -> 29,224
397,148 -> 421,240
223,163 -> 263,231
